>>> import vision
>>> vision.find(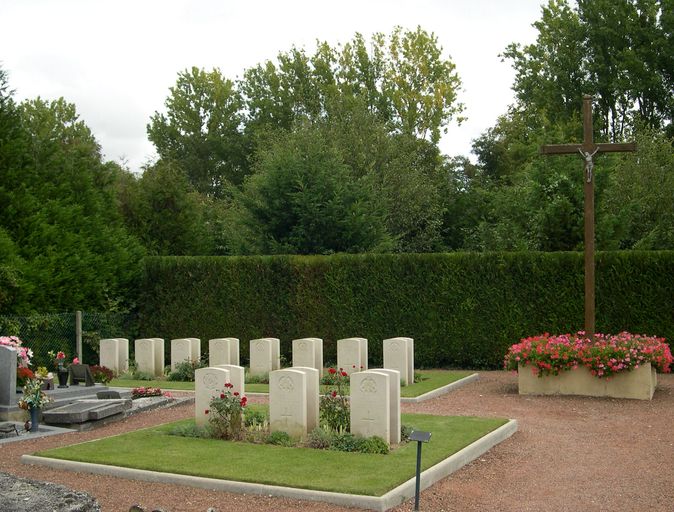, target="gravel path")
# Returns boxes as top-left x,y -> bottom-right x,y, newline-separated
1,372 -> 673,512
